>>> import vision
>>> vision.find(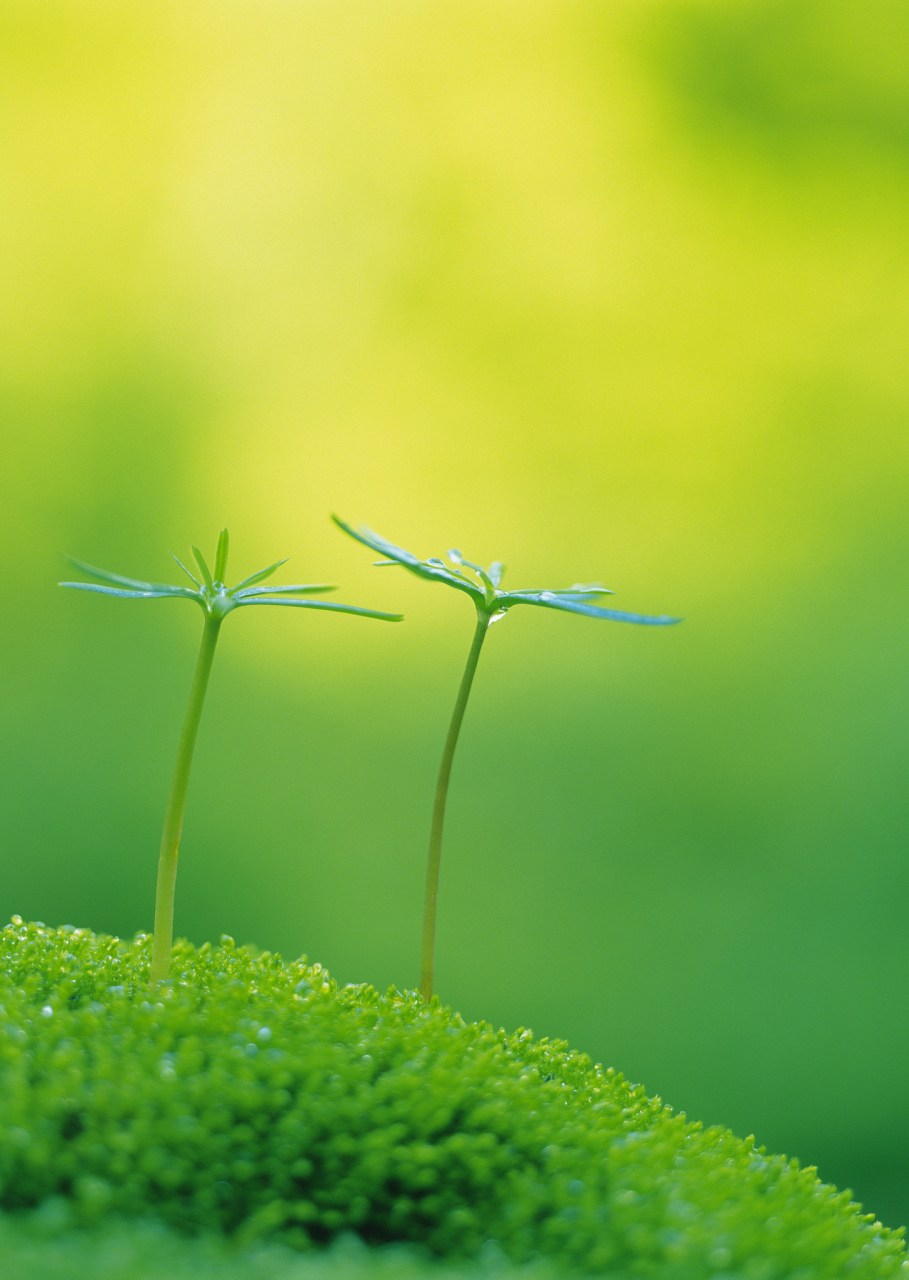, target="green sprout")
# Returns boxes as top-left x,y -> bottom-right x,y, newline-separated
333,516 -> 681,1003
61,529 -> 403,985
